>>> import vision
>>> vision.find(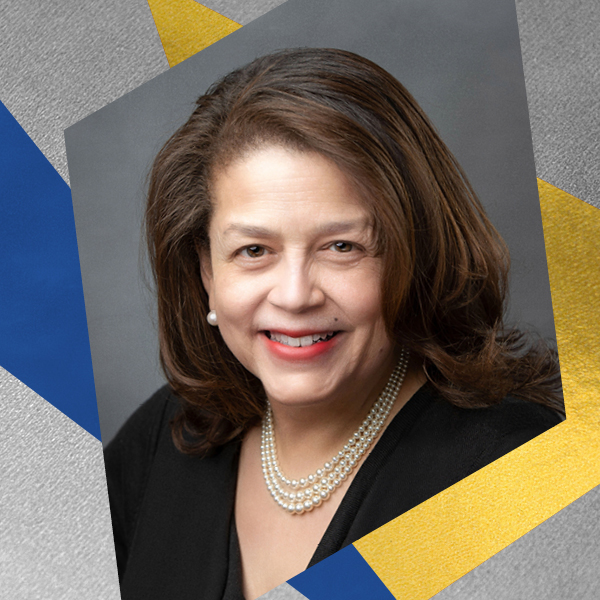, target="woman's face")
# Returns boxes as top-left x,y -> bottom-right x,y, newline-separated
202,145 -> 396,408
